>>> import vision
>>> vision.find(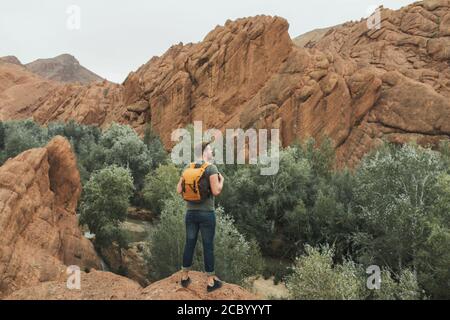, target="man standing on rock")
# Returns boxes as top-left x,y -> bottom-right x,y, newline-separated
177,141 -> 224,292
